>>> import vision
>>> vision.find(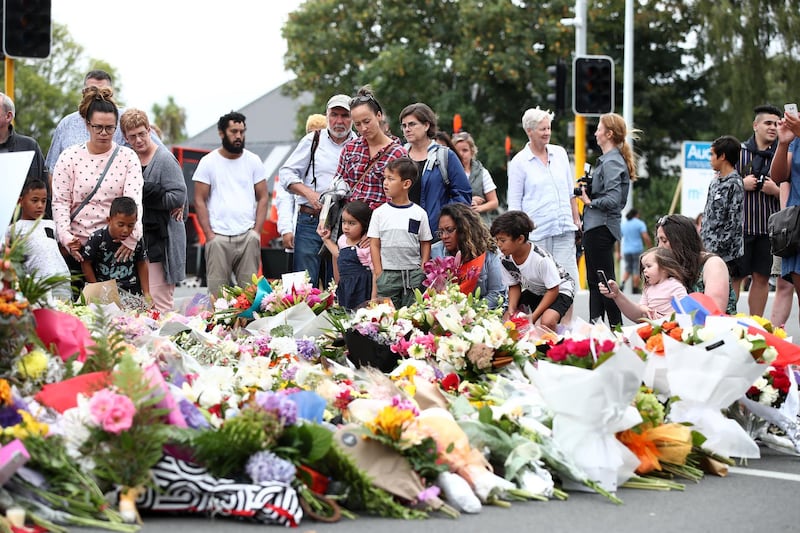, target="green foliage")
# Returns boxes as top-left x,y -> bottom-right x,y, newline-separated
151,95 -> 188,144
81,354 -> 172,490
80,307 -> 129,374
190,408 -> 282,478
275,423 -> 333,465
